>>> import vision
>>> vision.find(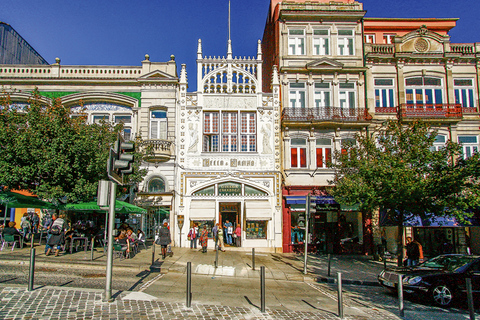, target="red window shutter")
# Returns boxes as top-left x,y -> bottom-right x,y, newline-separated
291,148 -> 298,167
316,148 -> 323,168
300,148 -> 307,167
